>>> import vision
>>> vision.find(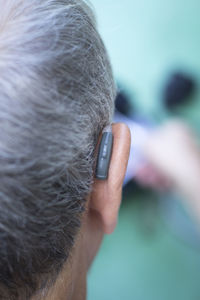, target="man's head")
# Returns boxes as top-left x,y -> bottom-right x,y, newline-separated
0,1 -> 130,299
